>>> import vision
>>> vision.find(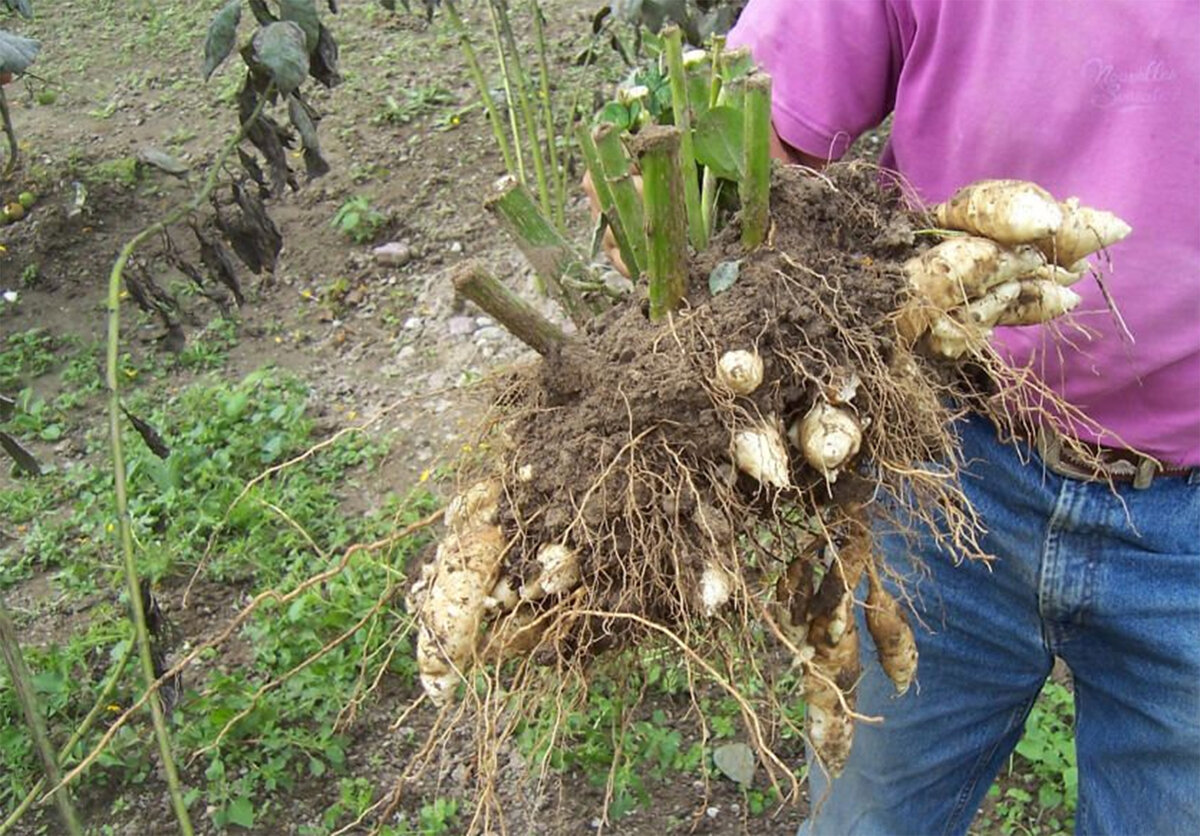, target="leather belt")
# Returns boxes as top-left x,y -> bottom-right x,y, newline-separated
1032,427 -> 1192,490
